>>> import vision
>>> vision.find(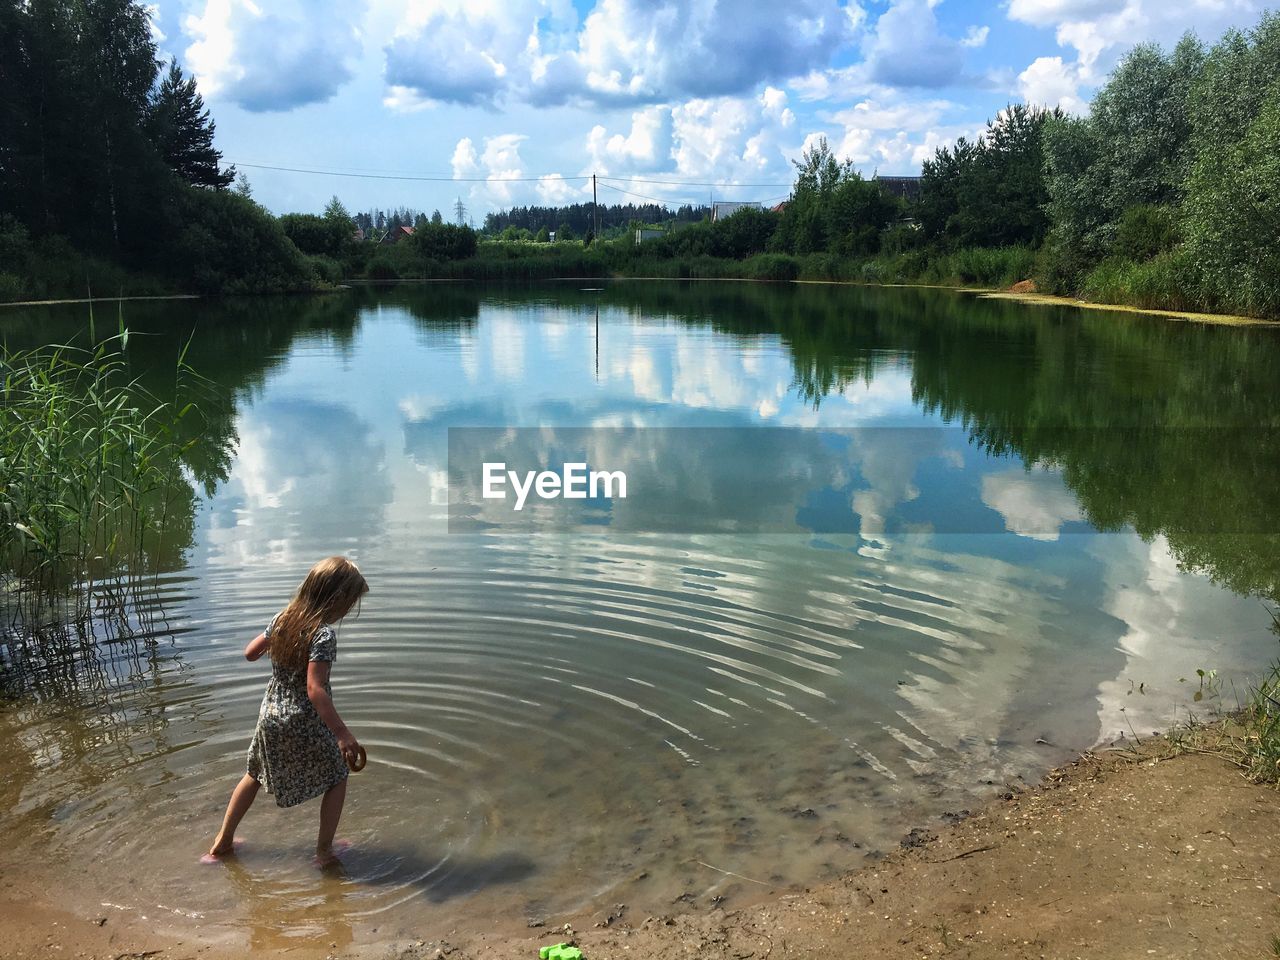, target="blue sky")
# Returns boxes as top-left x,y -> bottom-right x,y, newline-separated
144,0 -> 1273,217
